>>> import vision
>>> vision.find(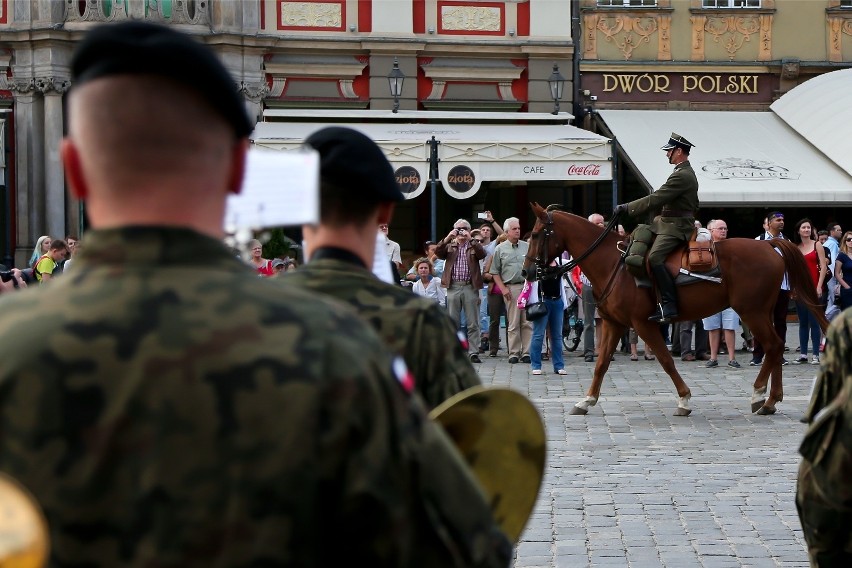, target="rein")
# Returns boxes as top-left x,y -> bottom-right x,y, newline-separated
528,210 -> 623,281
